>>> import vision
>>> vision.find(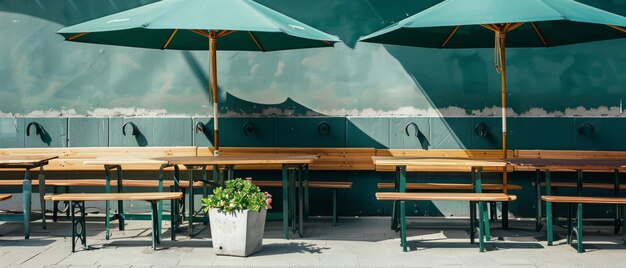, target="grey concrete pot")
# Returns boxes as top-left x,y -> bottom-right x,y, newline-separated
209,207 -> 267,257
